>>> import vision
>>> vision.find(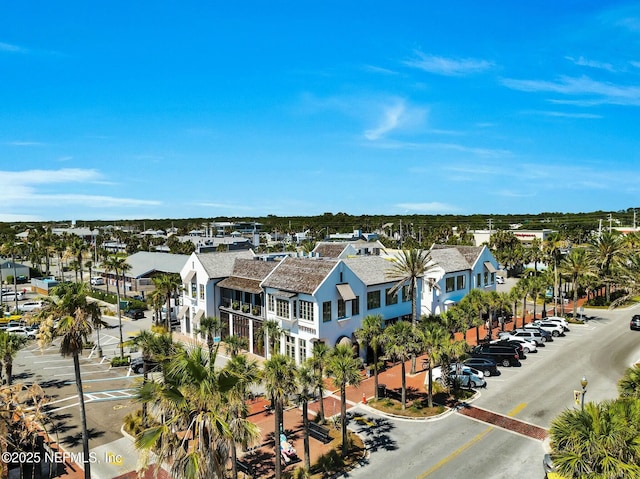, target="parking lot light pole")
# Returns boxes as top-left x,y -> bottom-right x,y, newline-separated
580,376 -> 588,411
